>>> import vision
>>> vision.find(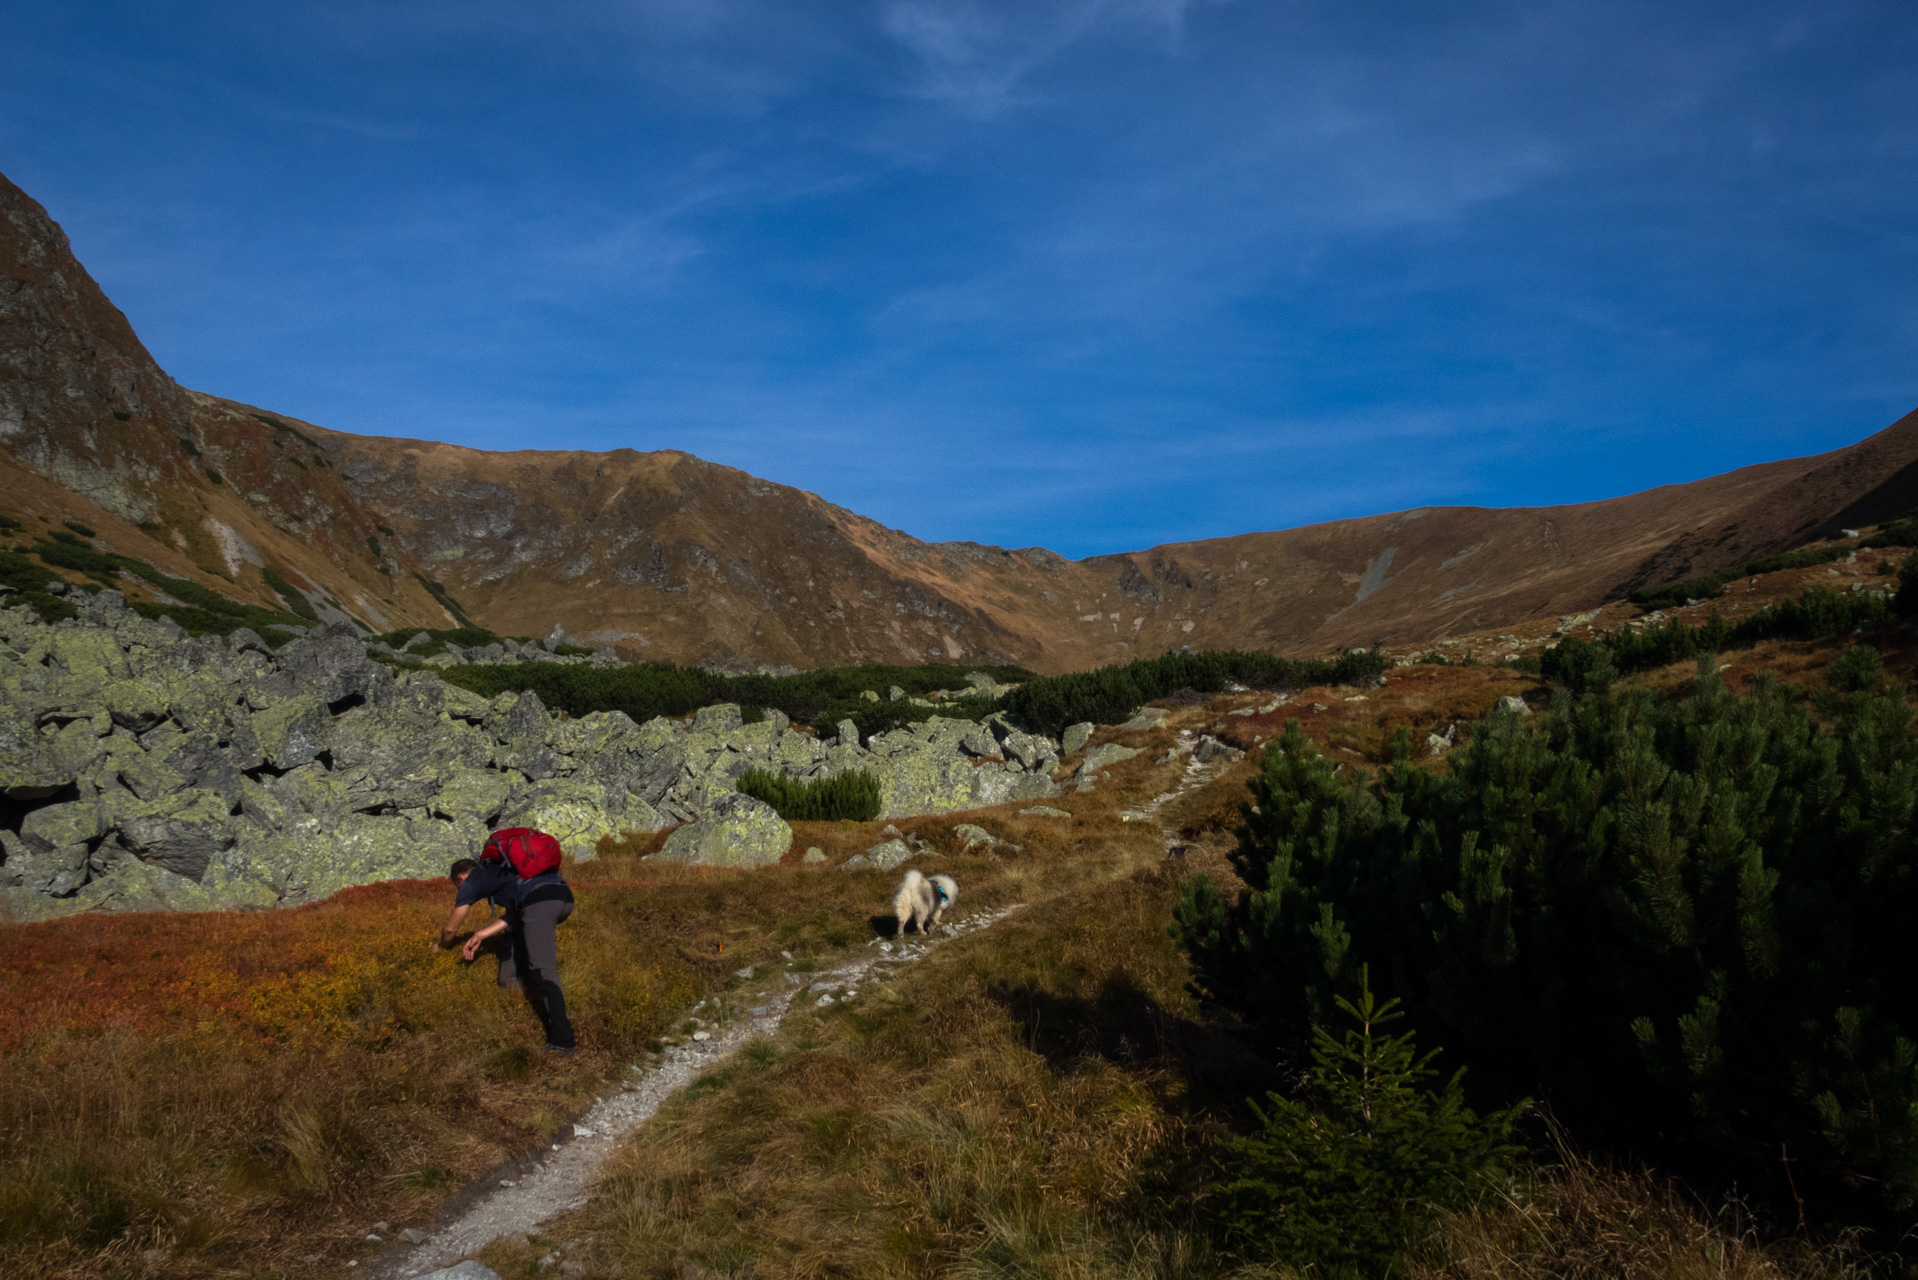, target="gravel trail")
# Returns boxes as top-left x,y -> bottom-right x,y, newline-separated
375,903 -> 1026,1278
